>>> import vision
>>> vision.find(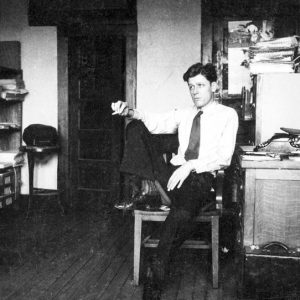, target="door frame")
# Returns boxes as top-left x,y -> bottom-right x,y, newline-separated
57,24 -> 137,207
